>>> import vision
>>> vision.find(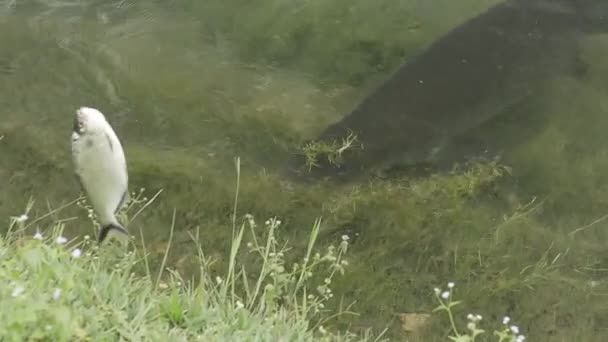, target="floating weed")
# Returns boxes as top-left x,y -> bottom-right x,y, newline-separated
301,131 -> 361,171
